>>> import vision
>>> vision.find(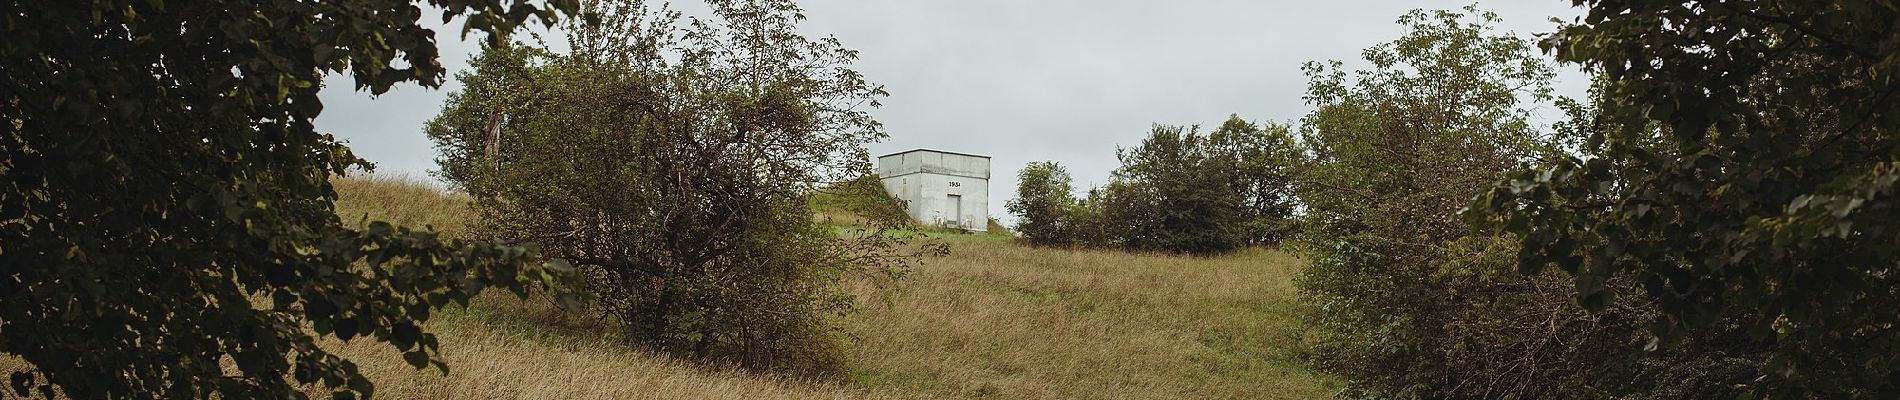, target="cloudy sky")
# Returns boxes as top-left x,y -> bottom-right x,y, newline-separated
317,0 -> 1591,224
